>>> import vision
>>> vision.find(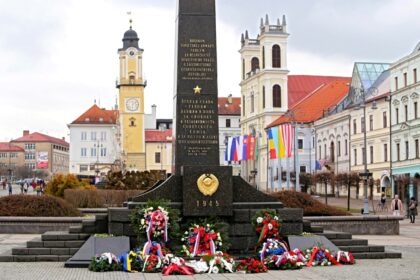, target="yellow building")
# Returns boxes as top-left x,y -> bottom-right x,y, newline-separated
117,23 -> 146,171
145,129 -> 173,176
